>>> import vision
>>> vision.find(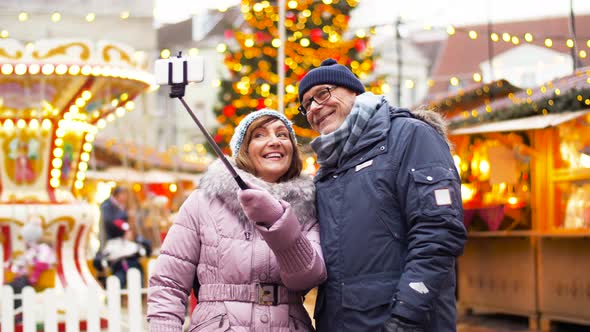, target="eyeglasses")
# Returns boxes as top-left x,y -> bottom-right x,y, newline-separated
298,86 -> 338,116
